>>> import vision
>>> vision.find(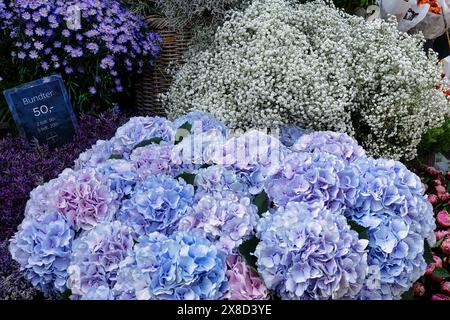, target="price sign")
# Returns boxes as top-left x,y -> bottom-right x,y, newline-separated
3,74 -> 77,148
